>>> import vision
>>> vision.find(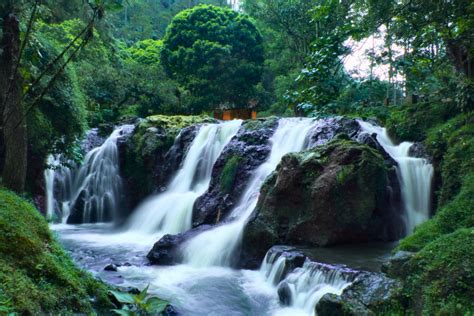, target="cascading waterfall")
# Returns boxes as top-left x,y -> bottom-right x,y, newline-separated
358,121 -> 434,234
181,118 -> 316,267
124,120 -> 242,235
260,252 -> 353,316
45,125 -> 133,223
44,155 -> 59,221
